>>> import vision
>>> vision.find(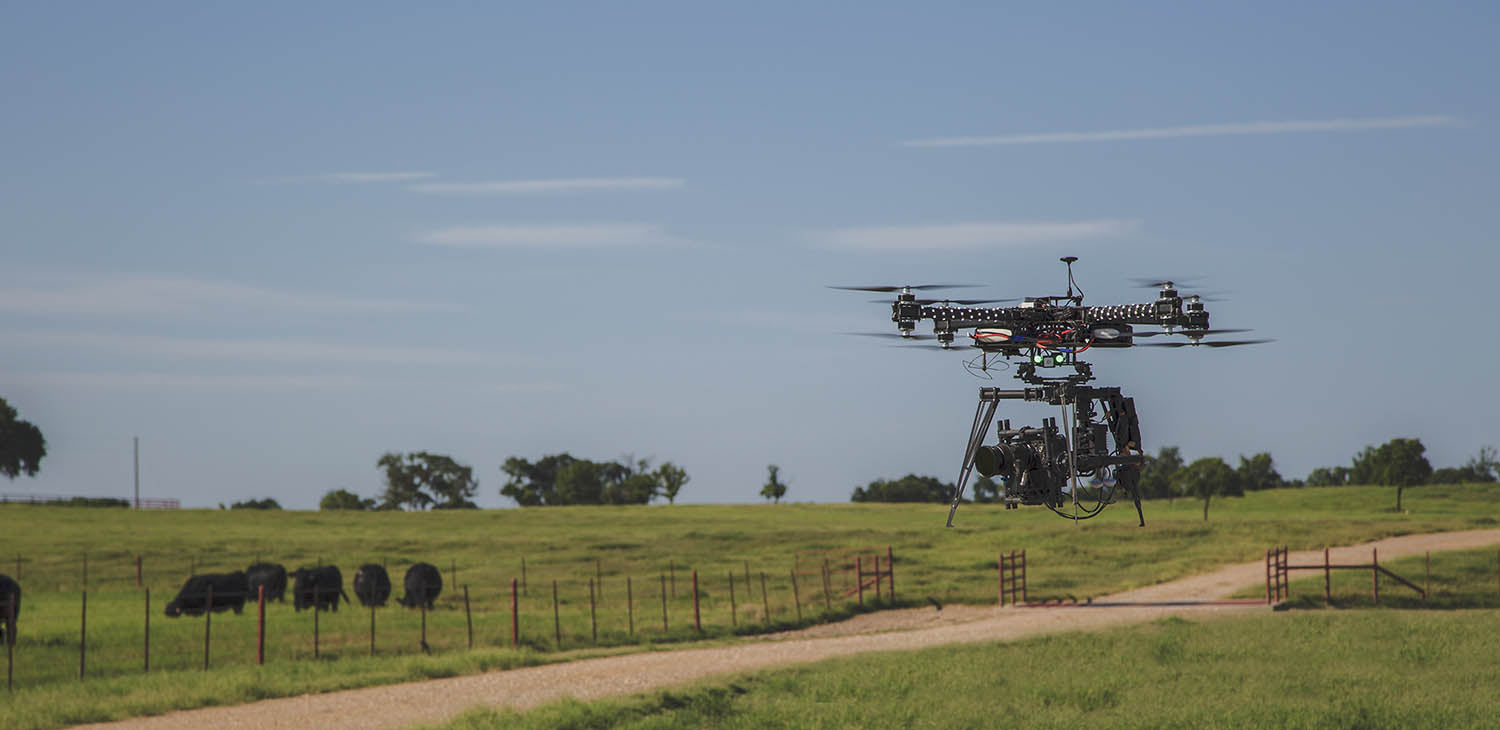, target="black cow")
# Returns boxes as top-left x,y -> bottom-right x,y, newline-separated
165,572 -> 250,618
0,574 -> 20,646
291,566 -> 351,612
245,562 -> 287,603
353,564 -> 391,607
398,562 -> 443,609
